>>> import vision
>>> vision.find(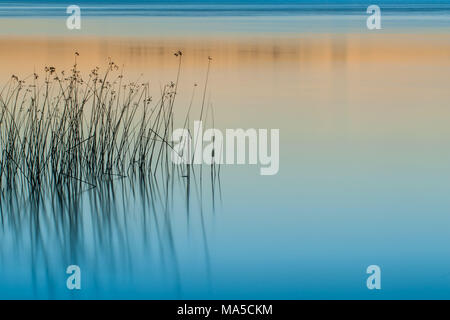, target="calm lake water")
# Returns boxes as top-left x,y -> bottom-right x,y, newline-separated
1,1 -> 450,299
